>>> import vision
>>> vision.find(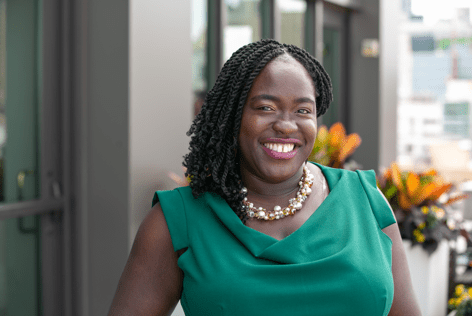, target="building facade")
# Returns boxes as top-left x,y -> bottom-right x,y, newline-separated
397,5 -> 472,168
0,0 -> 398,315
